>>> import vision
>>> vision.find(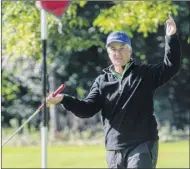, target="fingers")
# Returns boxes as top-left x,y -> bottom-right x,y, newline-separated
166,18 -> 174,24
46,93 -> 64,106
166,14 -> 176,28
166,14 -> 175,23
46,92 -> 54,106
168,14 -> 172,19
165,14 -> 176,36
46,102 -> 50,107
